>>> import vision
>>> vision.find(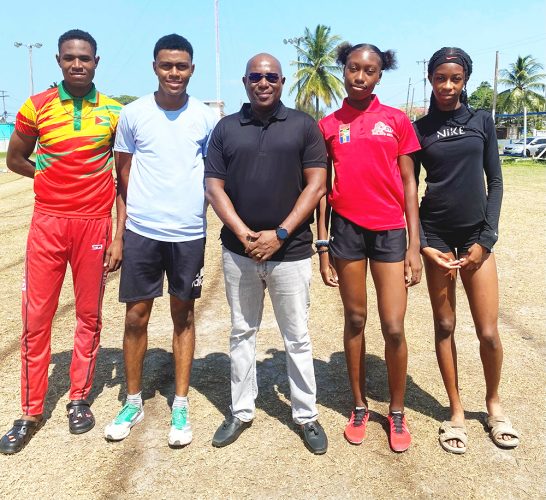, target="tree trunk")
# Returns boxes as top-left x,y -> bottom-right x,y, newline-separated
315,95 -> 319,121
